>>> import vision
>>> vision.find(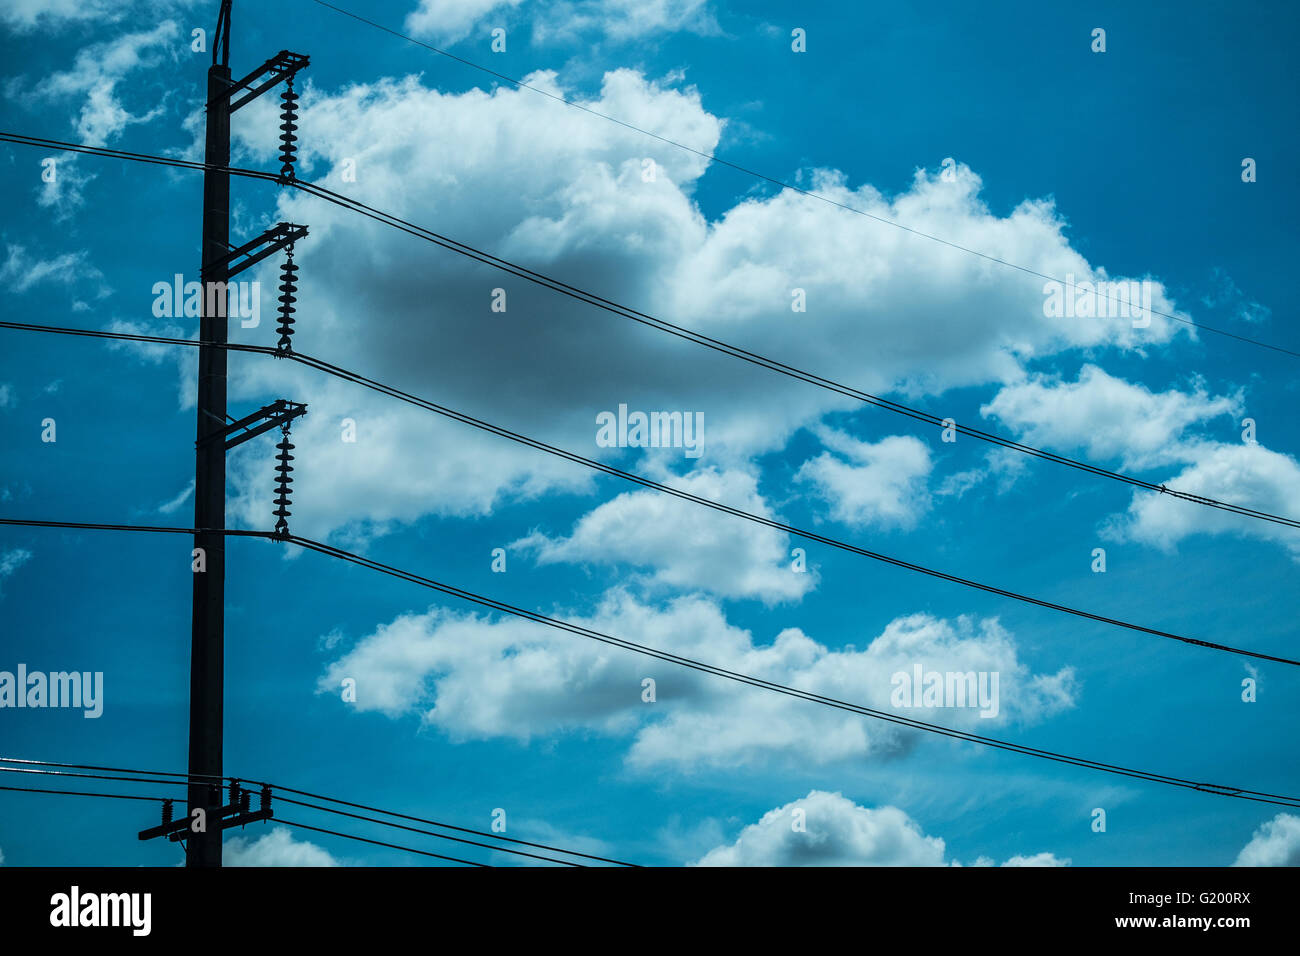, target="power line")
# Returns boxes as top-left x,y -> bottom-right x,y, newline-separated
0,319 -> 269,354
0,784 -> 169,803
3,136 -> 1294,829
274,189 -> 1300,531
0,756 -> 223,782
0,765 -> 191,793
304,0 -> 1299,361
0,783 -> 488,866
244,784 -> 638,866
0,18 -> 1288,856
273,818 -> 492,867
0,131 -> 279,182
6,521 -> 1296,808
0,764 -> 580,865
273,795 -> 585,866
2,324 -> 1296,665
0,782 -> 491,866
1,136 -> 1296,534
275,534 -> 1300,810
0,516 -> 274,538
0,757 -> 639,866
284,360 -> 1298,665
